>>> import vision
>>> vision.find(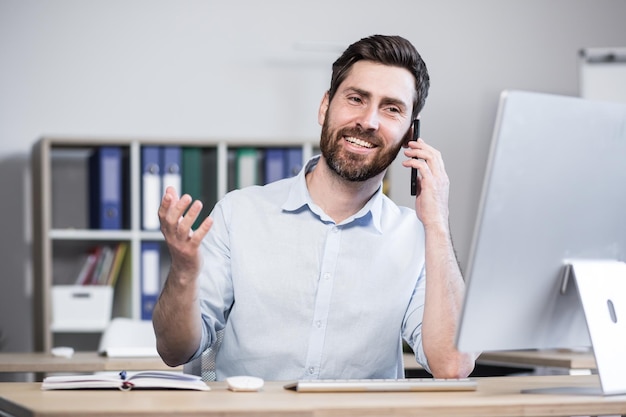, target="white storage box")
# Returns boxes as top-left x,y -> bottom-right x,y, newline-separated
51,285 -> 113,332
